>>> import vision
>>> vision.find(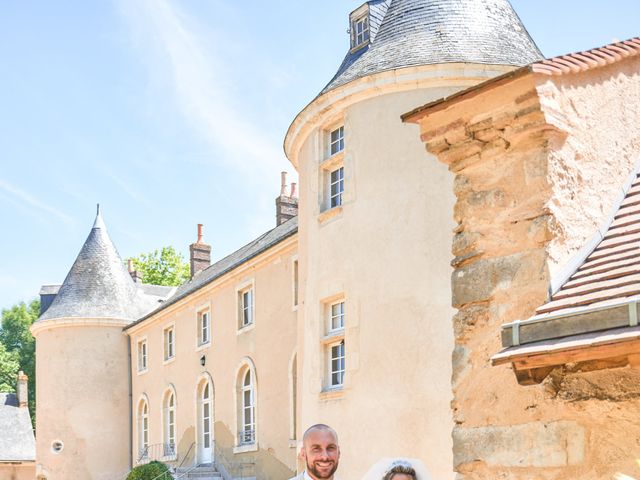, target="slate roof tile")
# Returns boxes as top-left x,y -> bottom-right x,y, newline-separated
0,394 -> 35,462
322,0 -> 543,93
